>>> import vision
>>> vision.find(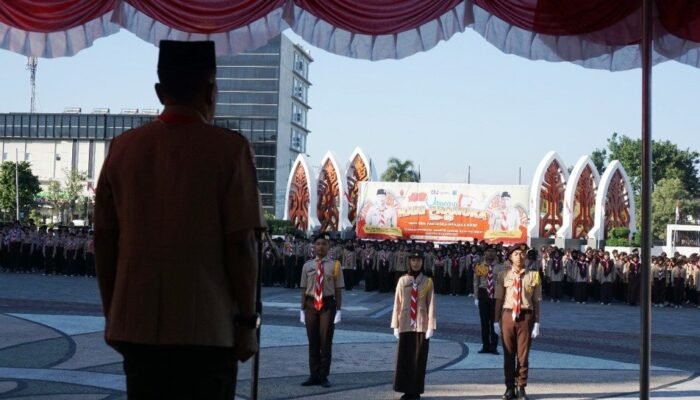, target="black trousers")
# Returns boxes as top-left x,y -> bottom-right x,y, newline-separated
394,332 -> 429,395
478,288 -> 498,351
304,296 -> 336,379
550,281 -> 563,300
284,256 -> 296,288
601,282 -> 613,304
653,279 -> 666,304
116,342 -> 238,400
574,282 -> 588,303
